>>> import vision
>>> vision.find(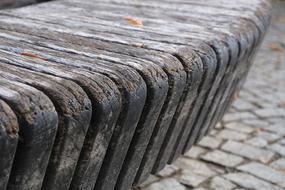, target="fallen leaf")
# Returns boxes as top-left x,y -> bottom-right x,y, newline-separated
125,16 -> 143,27
268,42 -> 283,52
254,128 -> 262,134
20,52 -> 47,61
